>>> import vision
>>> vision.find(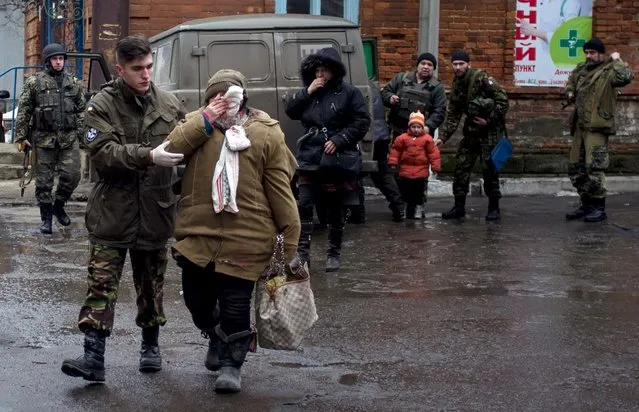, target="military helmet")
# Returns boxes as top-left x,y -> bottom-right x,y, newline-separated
42,43 -> 67,64
468,97 -> 495,119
